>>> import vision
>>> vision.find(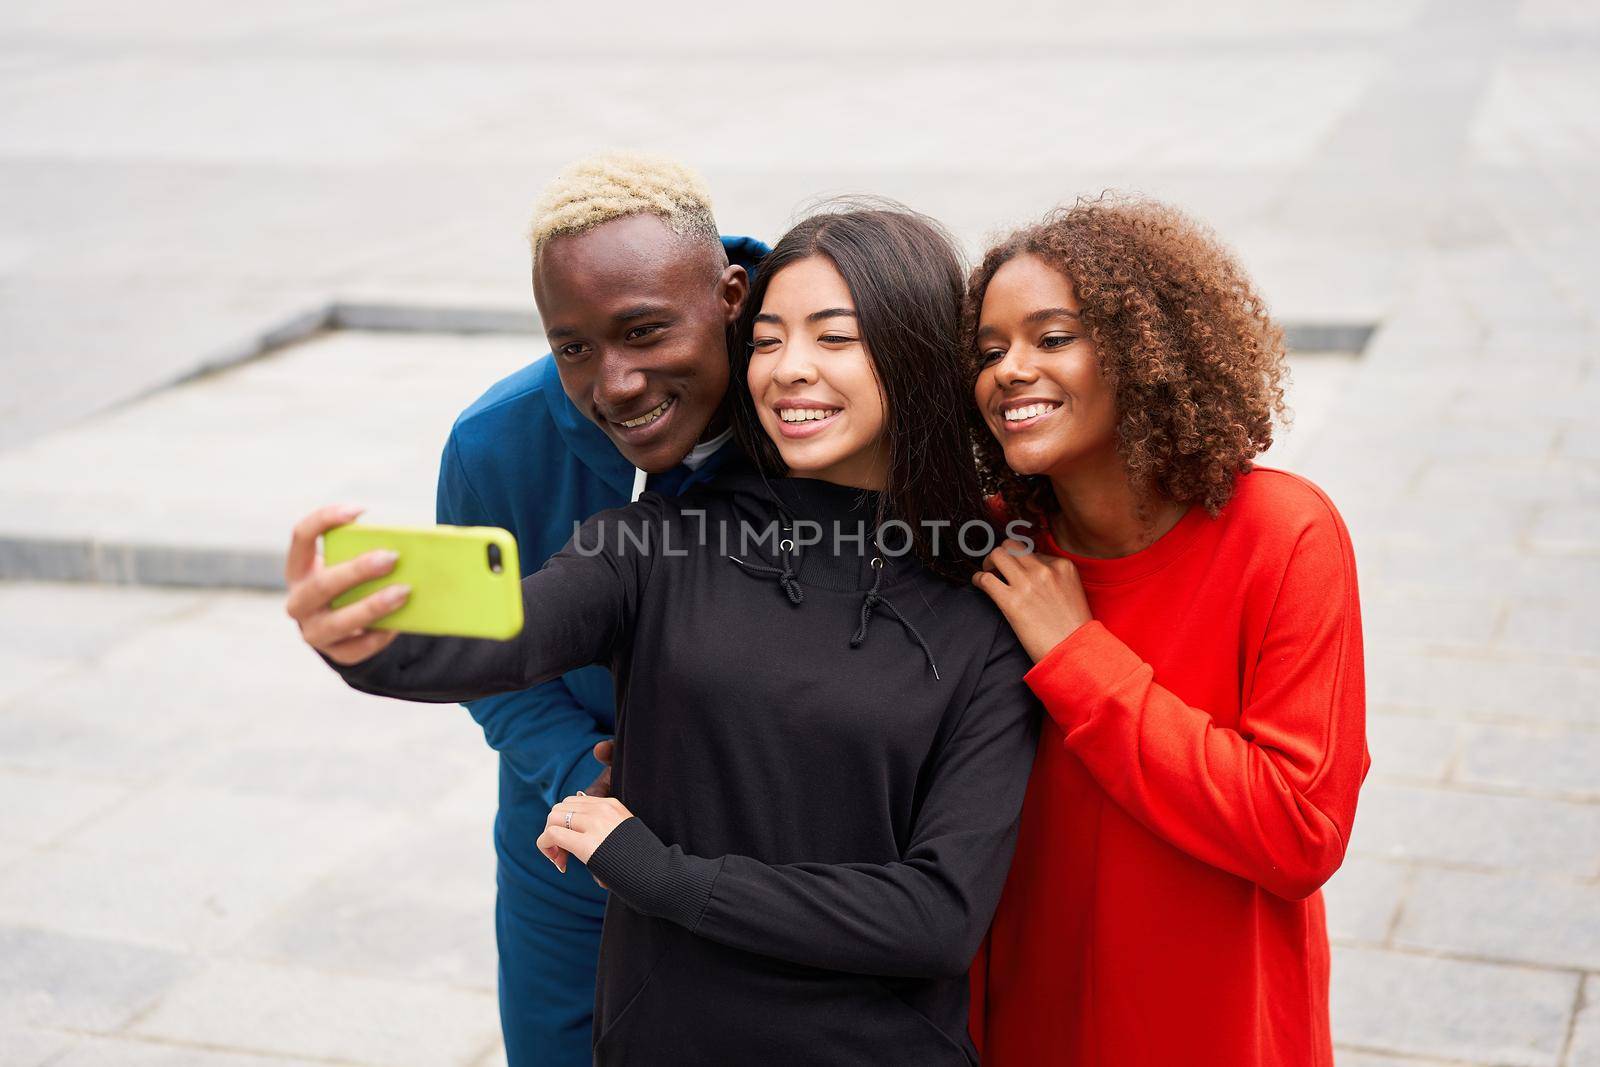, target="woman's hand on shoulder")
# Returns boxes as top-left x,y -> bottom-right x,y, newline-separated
537,792 -> 636,887
971,539 -> 1093,662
